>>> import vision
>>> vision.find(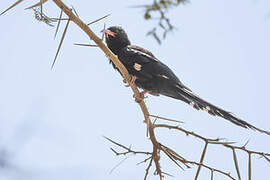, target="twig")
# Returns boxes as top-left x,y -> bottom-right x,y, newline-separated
154,124 -> 218,141
104,136 -> 151,155
210,169 -> 214,180
232,148 -> 241,180
144,156 -> 153,180
137,156 -> 152,165
160,145 -> 184,170
185,160 -> 236,180
161,145 -> 190,168
194,142 -> 208,180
